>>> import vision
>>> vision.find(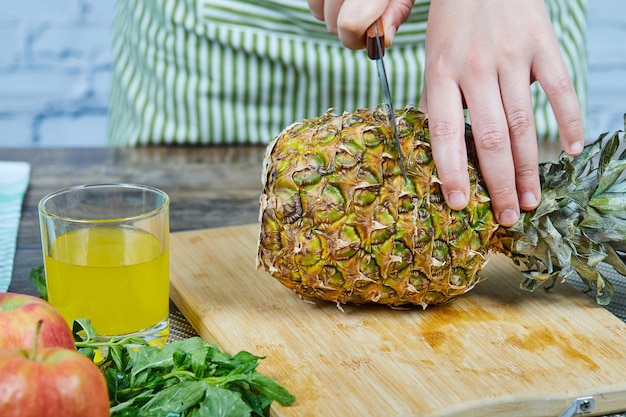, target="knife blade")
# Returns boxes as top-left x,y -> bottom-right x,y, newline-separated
366,18 -> 408,184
